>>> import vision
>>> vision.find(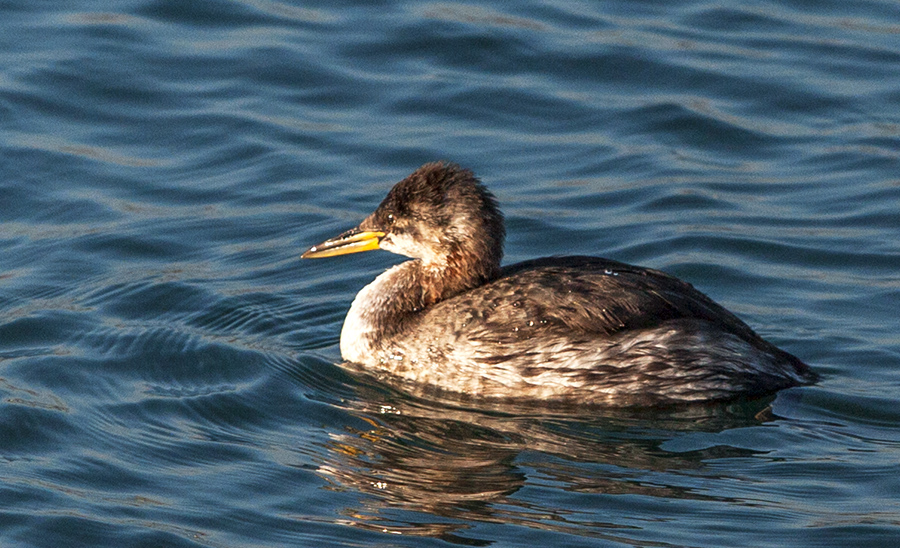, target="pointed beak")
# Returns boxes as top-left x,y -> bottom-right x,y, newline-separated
301,226 -> 386,259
